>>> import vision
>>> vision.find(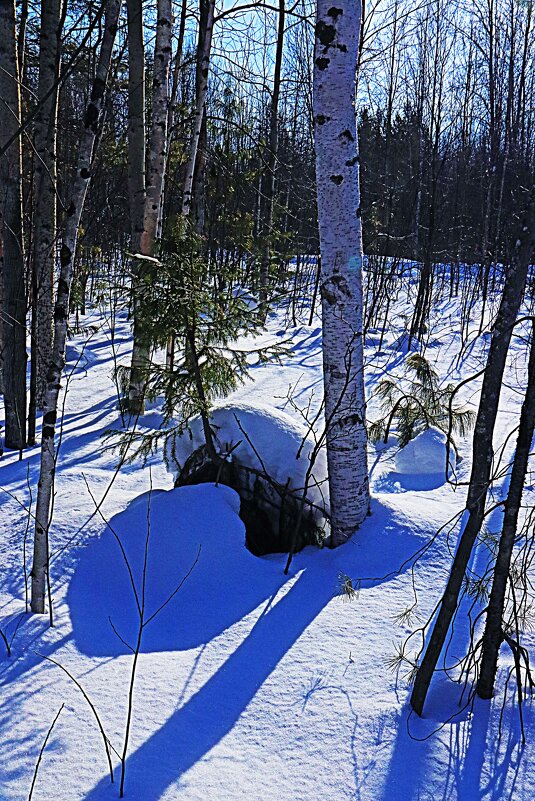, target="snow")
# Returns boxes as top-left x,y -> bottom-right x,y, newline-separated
394,426 -> 449,478
1,280 -> 535,801
166,400 -> 329,514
